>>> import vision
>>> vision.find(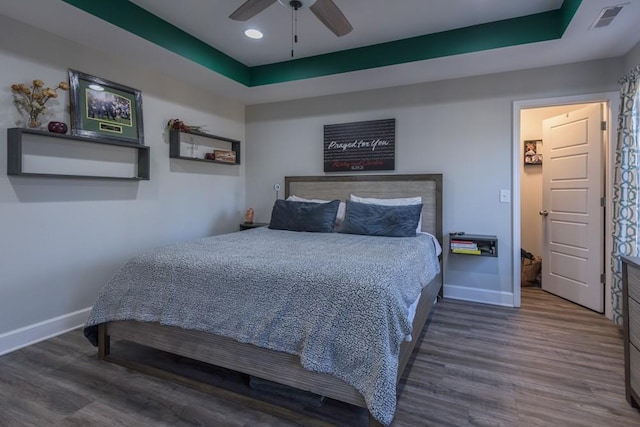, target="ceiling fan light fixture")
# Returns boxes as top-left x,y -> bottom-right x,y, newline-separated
244,28 -> 264,39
